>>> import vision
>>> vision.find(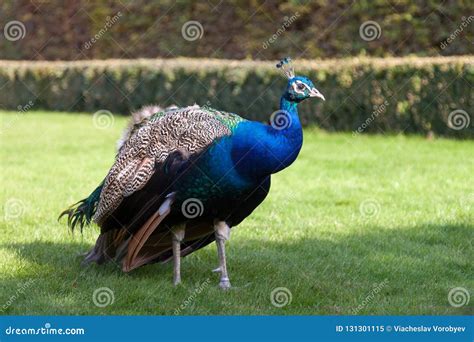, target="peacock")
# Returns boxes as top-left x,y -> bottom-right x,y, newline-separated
60,58 -> 325,289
